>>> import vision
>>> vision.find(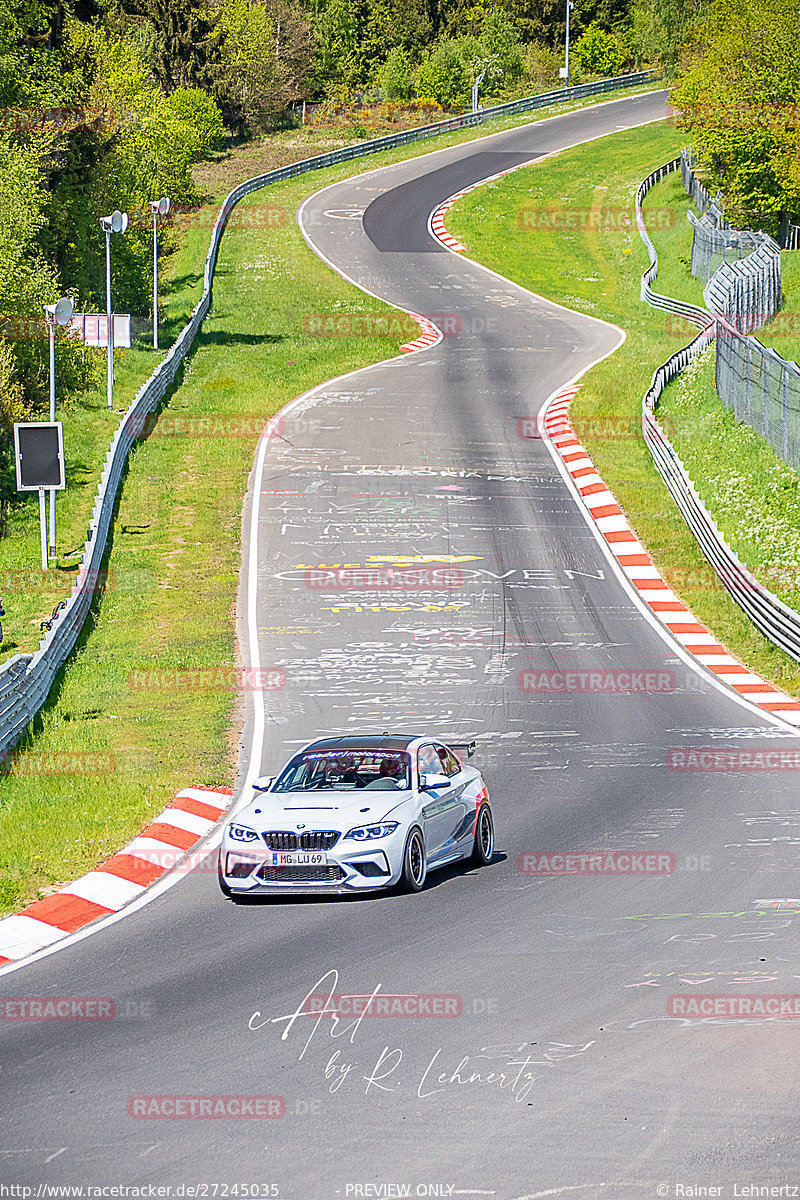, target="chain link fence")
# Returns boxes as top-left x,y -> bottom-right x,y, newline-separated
703,239 -> 782,331
679,147 -> 800,471
714,328 -> 800,472
638,158 -> 800,668
682,150 -> 780,293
